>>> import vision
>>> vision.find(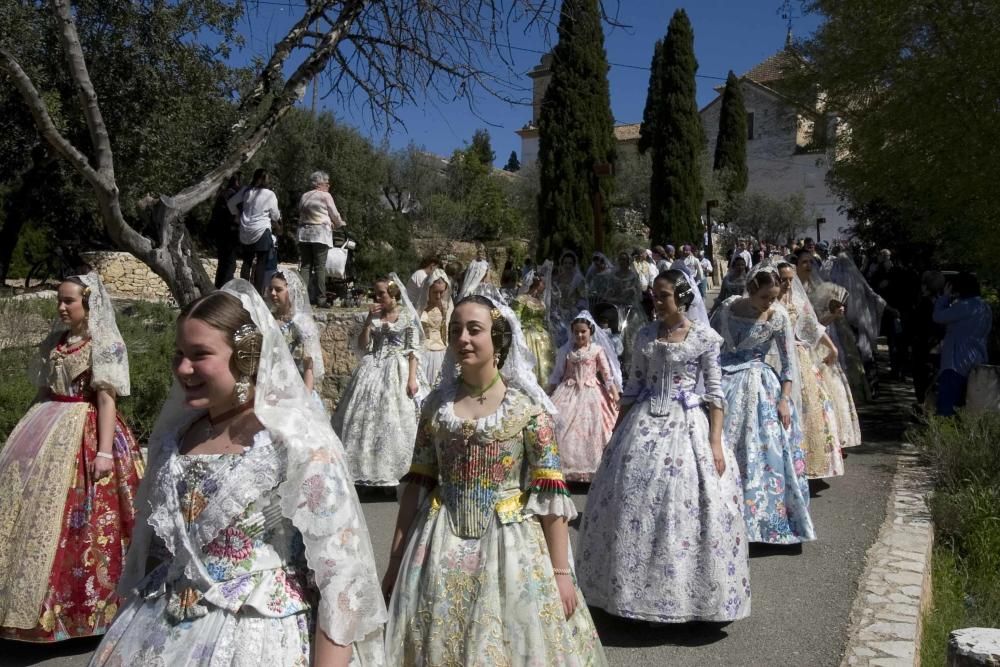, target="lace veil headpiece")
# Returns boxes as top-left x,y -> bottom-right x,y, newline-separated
276,268 -> 325,381
548,310 -> 623,390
